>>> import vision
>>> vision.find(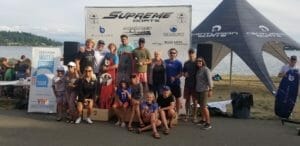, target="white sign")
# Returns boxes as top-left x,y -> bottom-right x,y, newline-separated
85,5 -> 191,59
28,47 -> 62,113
